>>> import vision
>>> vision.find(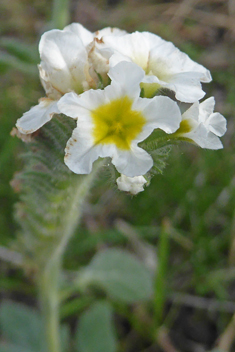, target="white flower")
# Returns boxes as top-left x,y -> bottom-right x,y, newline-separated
58,62 -> 182,177
117,174 -> 147,195
62,23 -> 127,88
39,26 -> 92,96
175,97 -> 227,149
16,23 -> 126,134
38,23 -> 125,96
96,31 -> 211,103
16,25 -> 91,134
